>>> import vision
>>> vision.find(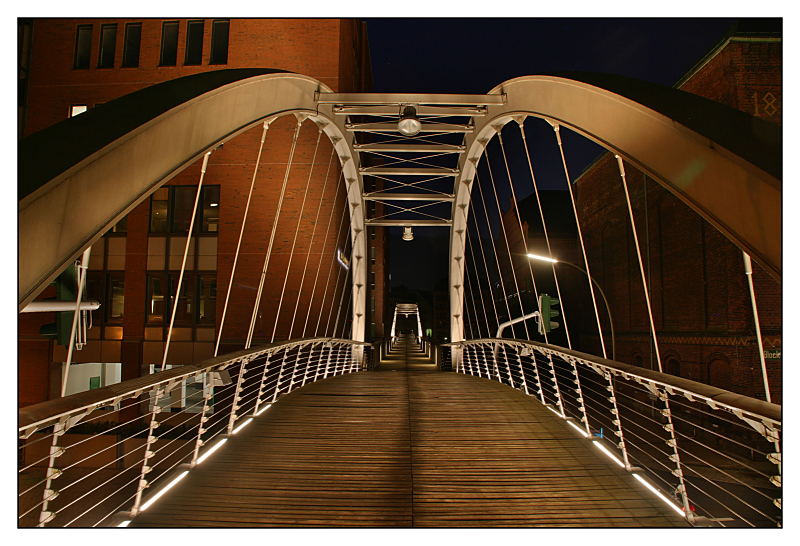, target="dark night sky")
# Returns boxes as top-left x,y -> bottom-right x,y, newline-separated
364,18 -> 738,291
